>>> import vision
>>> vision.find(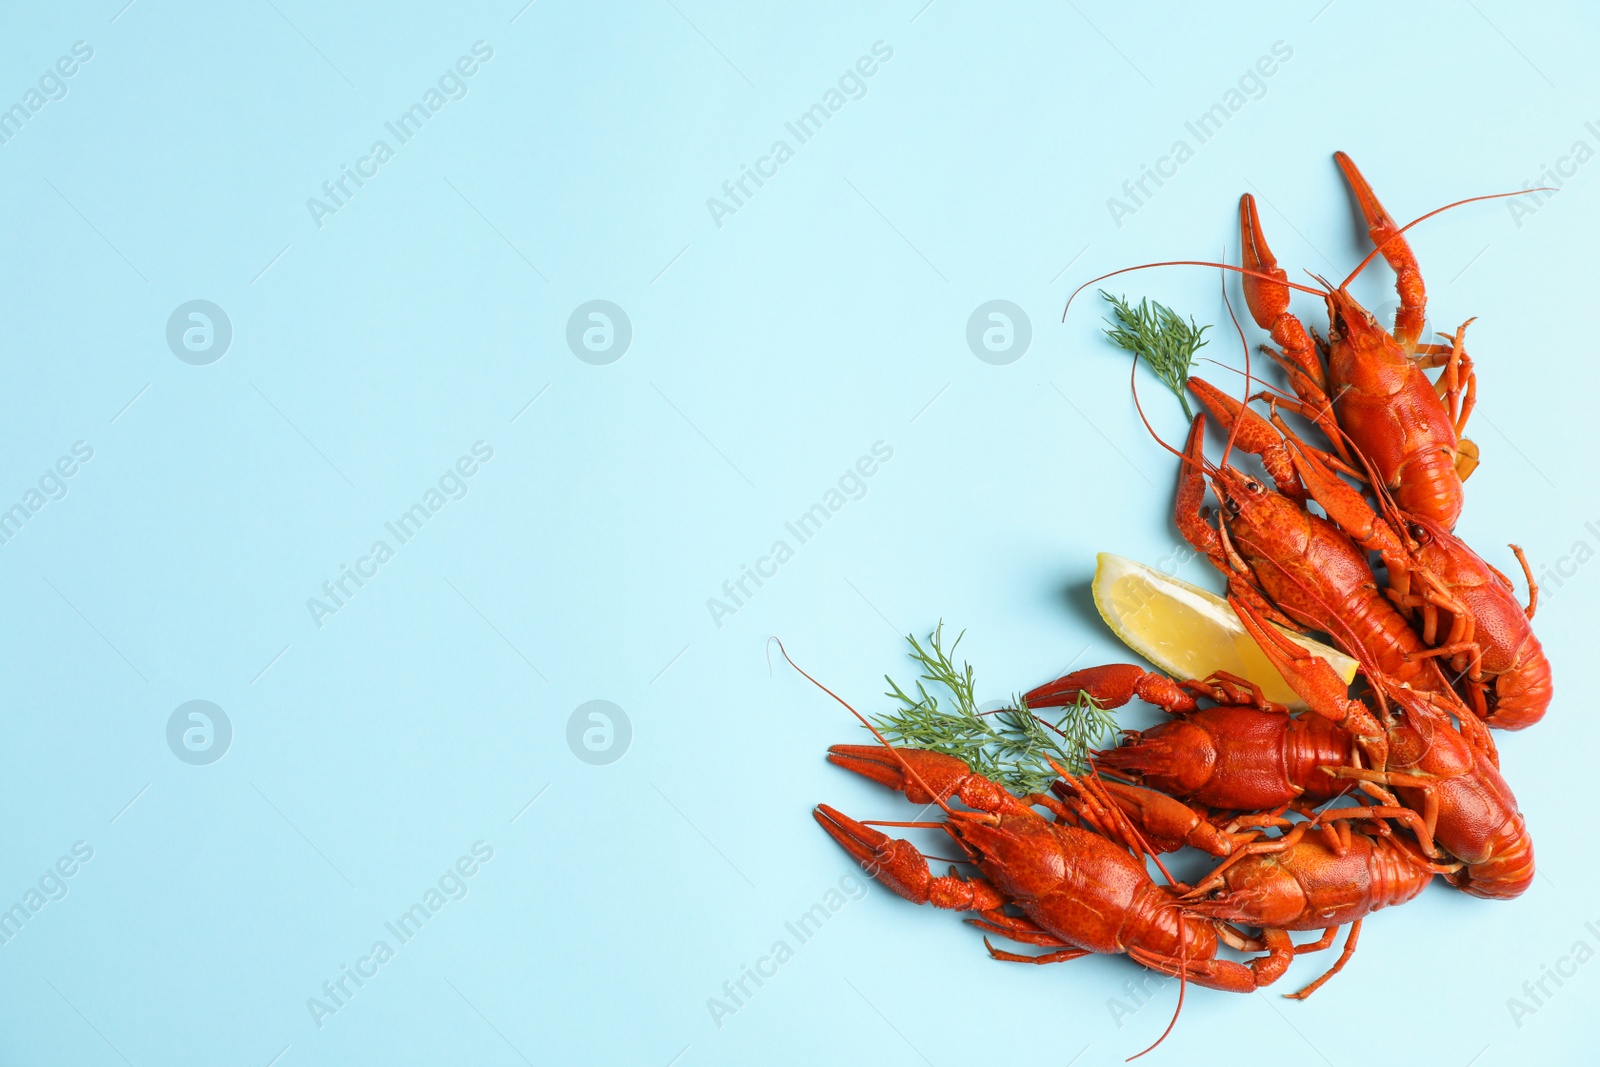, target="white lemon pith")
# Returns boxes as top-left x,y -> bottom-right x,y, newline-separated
1091,553 -> 1358,710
